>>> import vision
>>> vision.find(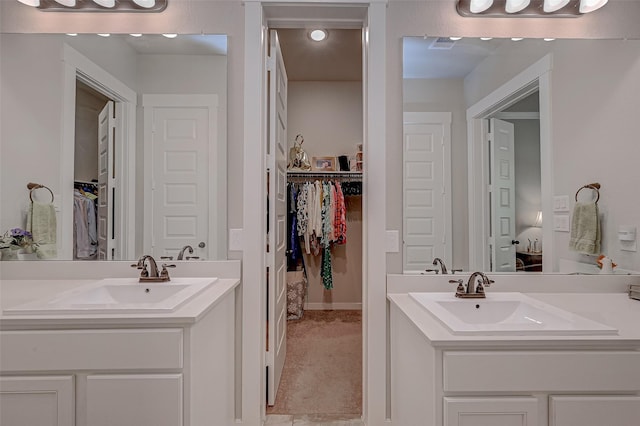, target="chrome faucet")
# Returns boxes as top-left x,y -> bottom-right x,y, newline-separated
177,245 -> 194,260
449,271 -> 494,299
131,255 -> 176,282
425,257 -> 449,274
